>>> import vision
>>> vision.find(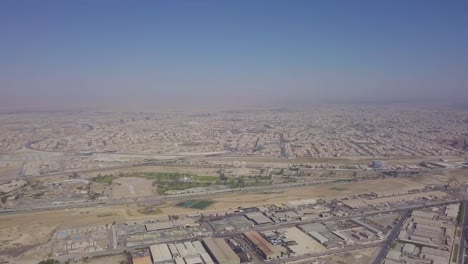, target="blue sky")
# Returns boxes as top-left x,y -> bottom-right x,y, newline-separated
1,1 -> 467,110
